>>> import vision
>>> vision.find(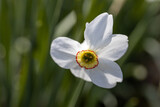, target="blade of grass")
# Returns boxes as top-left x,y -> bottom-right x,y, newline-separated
67,79 -> 85,107
0,0 -> 12,106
